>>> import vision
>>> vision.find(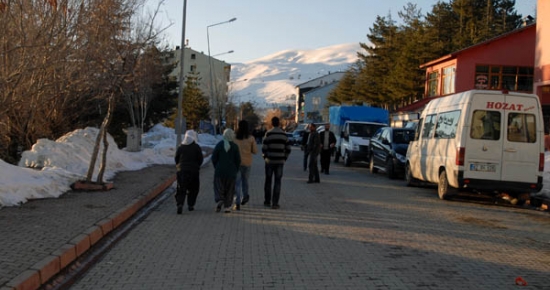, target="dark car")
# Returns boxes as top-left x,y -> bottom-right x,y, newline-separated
368,127 -> 415,179
286,132 -> 297,145
292,129 -> 305,145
